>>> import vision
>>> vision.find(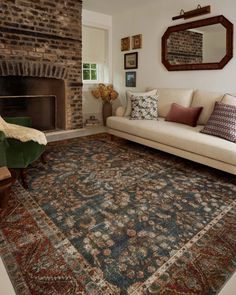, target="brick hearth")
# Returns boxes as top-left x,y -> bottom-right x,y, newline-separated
0,0 -> 83,129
